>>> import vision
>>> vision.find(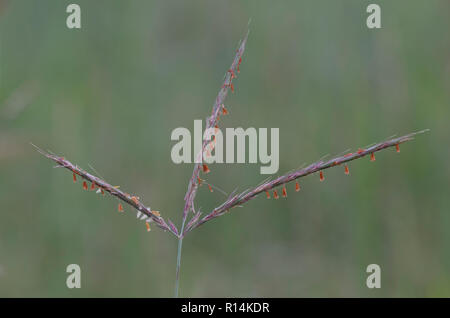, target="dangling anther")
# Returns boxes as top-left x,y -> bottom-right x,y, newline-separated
230,83 -> 234,93
266,190 -> 271,199
82,181 -> 88,190
222,104 -> 228,115
295,181 -> 300,192
282,186 -> 287,198
145,222 -> 151,232
91,182 -> 96,190
396,144 -> 400,153
344,165 -> 350,175
237,57 -> 242,73
118,203 -> 123,212
370,153 -> 376,162
228,69 -> 235,79
208,184 -> 213,192
320,171 -> 325,182
202,164 -> 210,173
273,190 -> 279,199
73,172 -> 77,183
197,177 -> 203,185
